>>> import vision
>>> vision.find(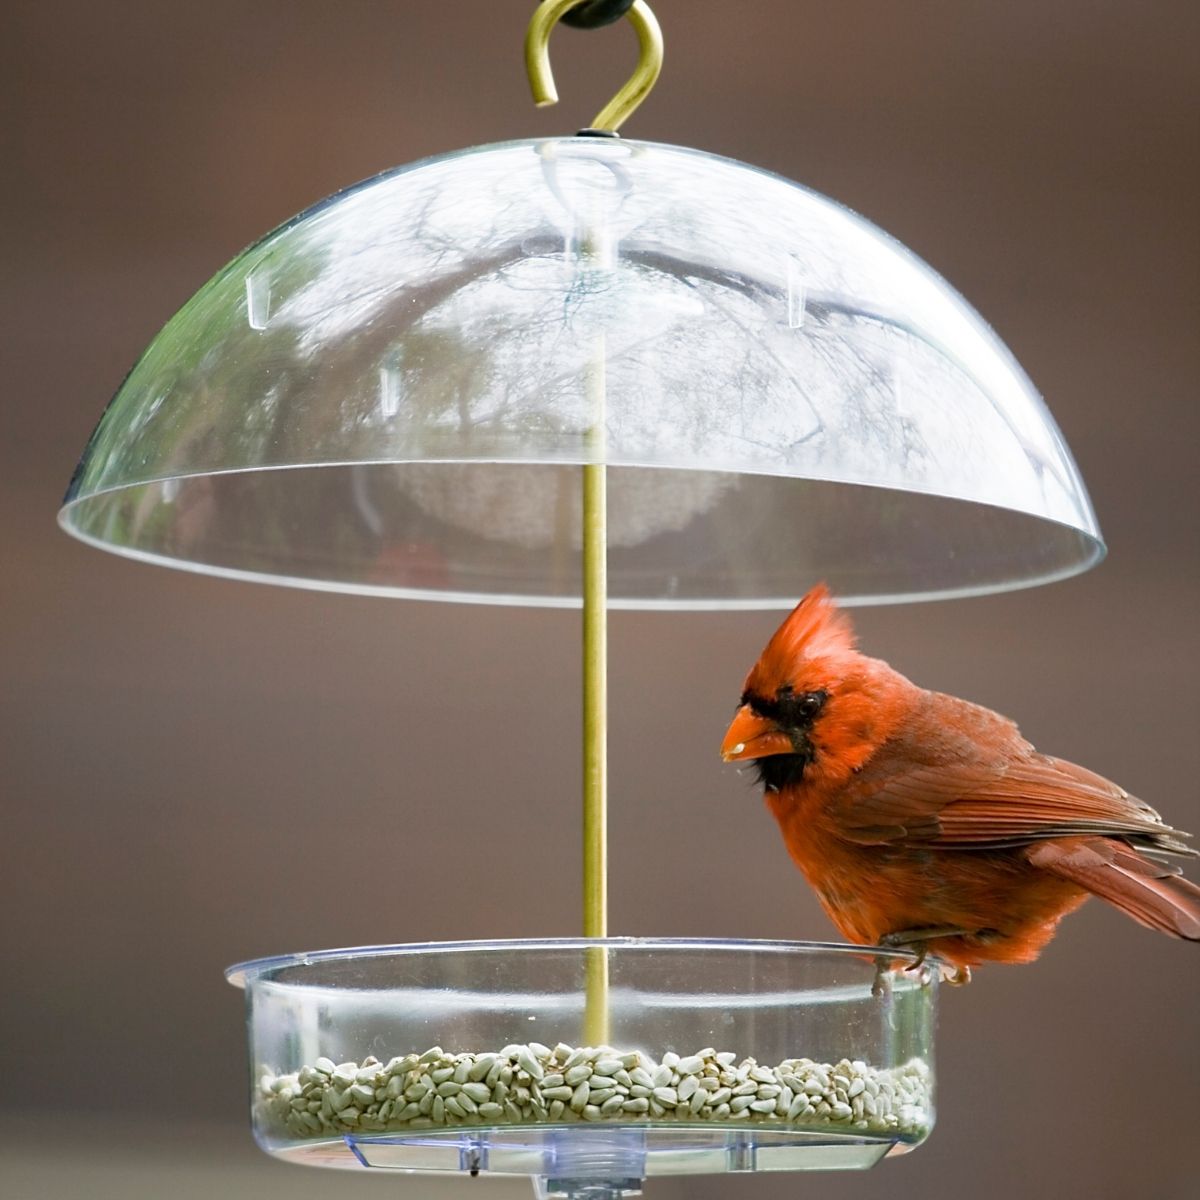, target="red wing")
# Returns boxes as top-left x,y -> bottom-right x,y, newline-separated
831,694 -> 1195,855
